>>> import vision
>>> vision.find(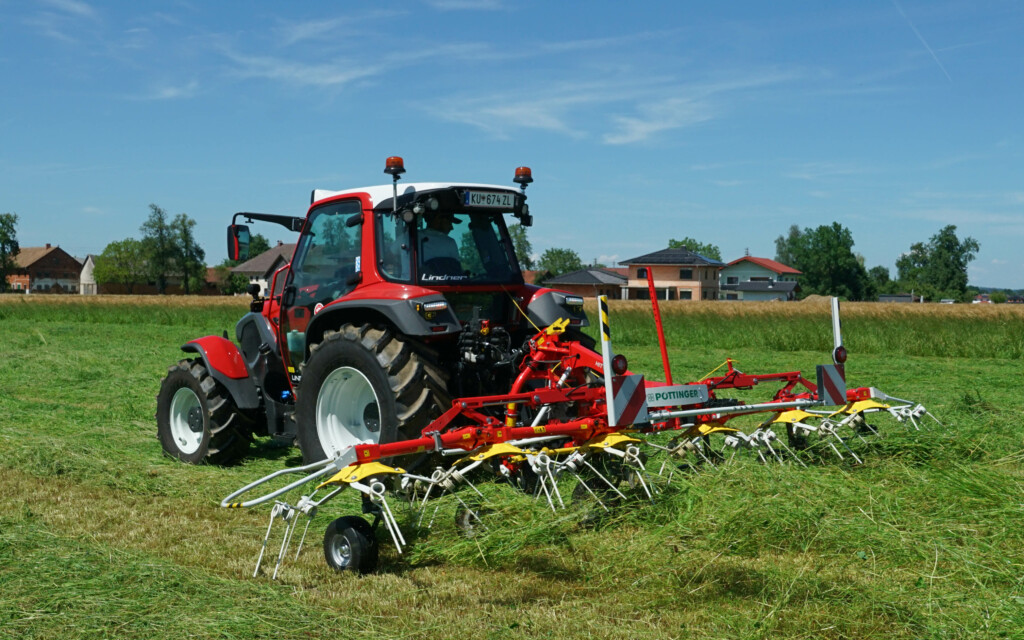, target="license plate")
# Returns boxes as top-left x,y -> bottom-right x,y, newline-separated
464,191 -> 515,208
